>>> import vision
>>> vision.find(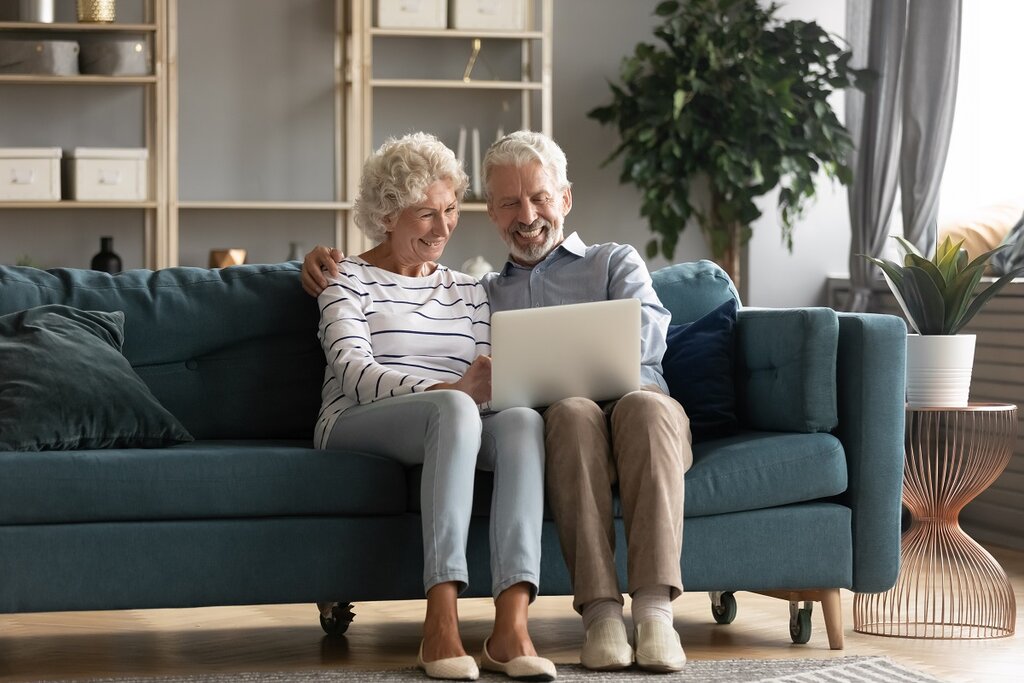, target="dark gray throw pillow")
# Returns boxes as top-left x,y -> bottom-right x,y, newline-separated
0,304 -> 193,451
